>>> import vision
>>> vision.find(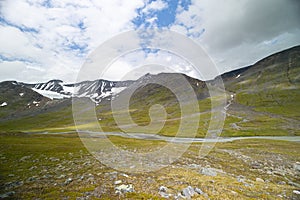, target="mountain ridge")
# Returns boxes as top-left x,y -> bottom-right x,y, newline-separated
1,45 -> 299,104
0,45 -> 299,137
